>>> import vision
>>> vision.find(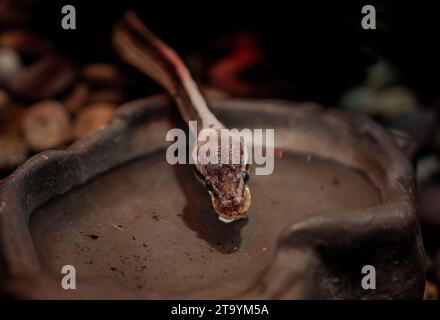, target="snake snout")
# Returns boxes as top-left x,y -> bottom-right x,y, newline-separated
219,199 -> 232,208
218,192 -> 242,208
